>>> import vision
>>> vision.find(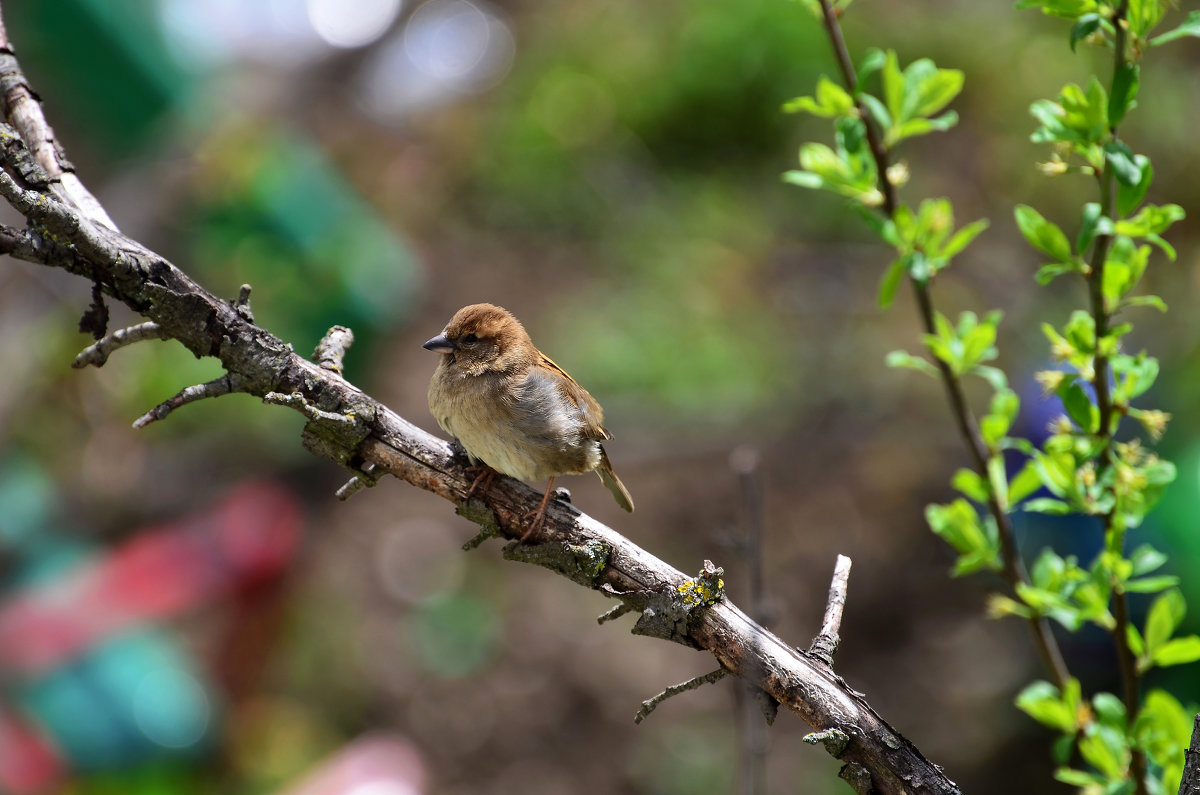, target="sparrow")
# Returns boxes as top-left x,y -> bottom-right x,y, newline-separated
423,303 -> 634,540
